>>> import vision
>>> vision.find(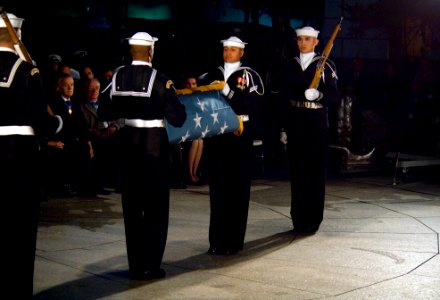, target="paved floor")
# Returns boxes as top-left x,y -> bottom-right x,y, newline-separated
33,170 -> 440,299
